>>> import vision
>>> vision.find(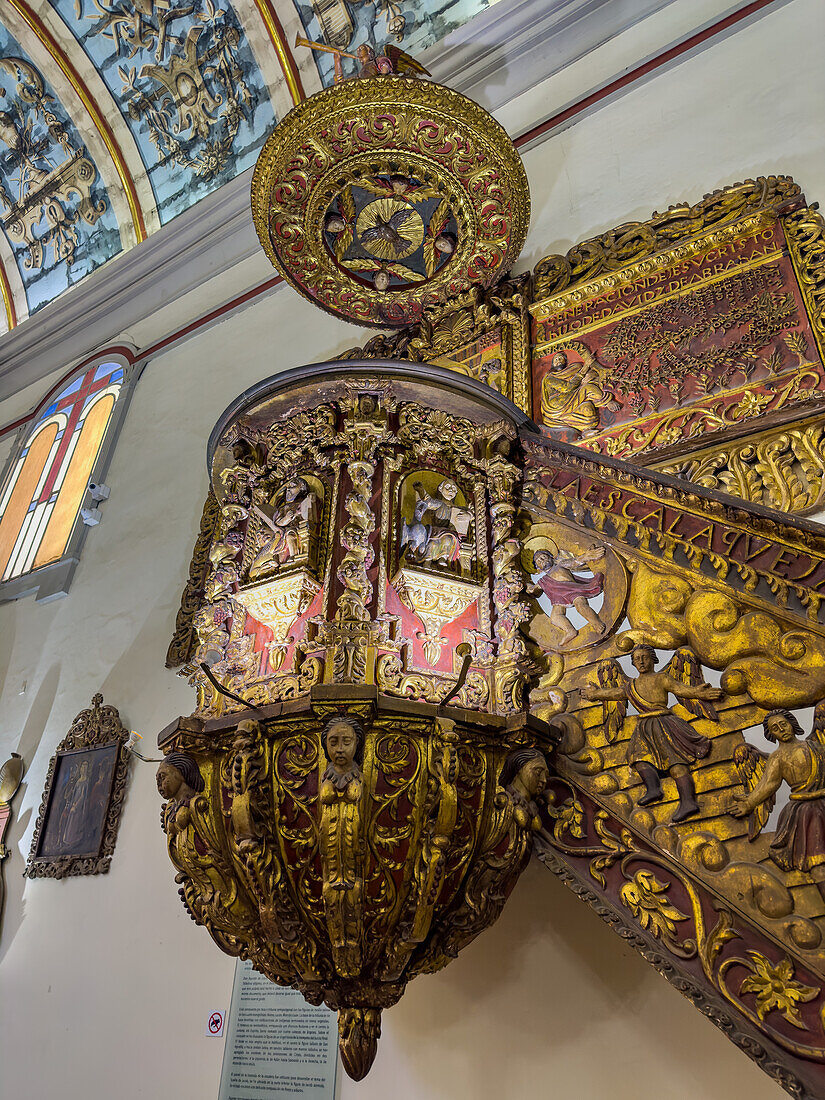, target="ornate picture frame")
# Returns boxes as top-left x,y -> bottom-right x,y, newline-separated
25,694 -> 131,879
